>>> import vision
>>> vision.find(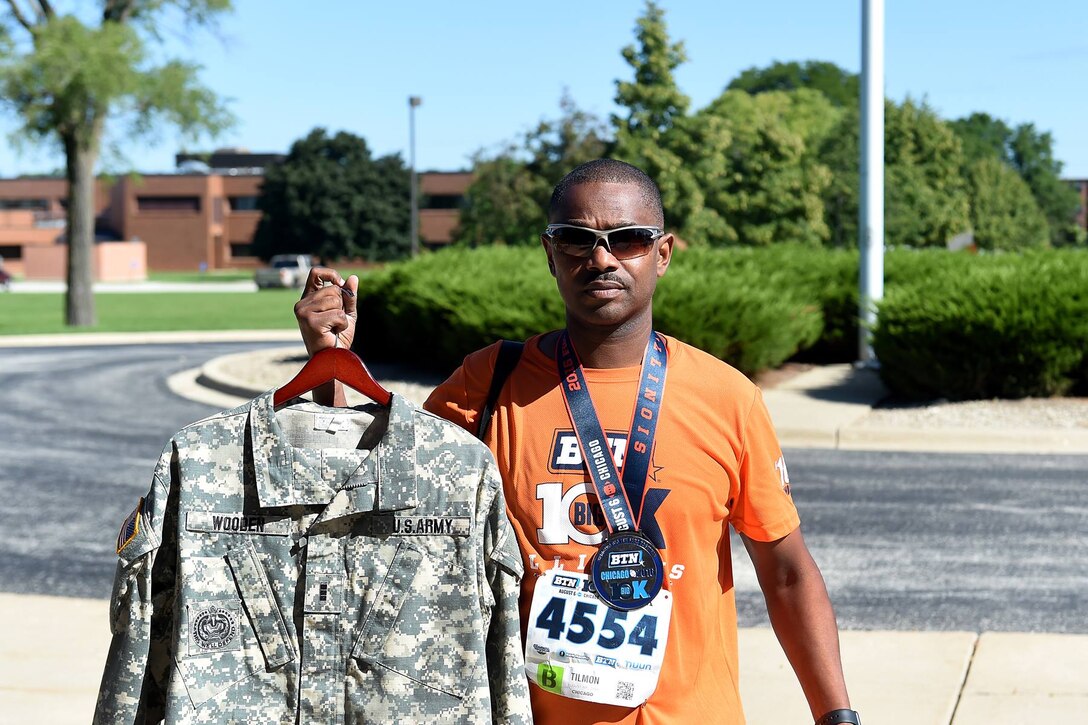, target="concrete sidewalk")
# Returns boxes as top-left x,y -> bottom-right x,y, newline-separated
760,364 -> 1088,455
2,592 -> 1085,724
